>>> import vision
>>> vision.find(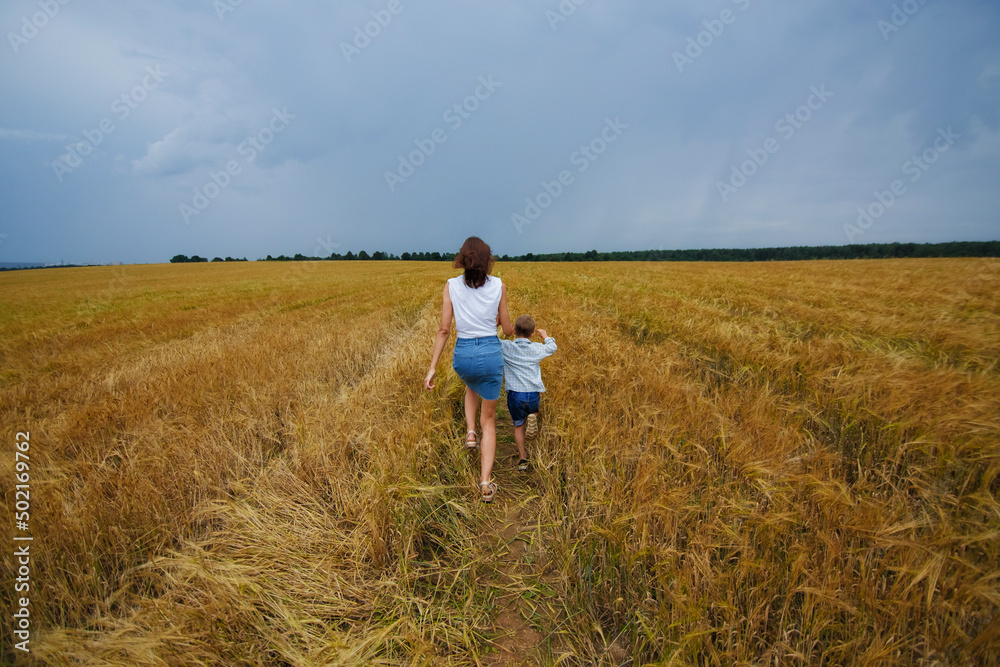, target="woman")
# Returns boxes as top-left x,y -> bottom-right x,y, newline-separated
424,237 -> 514,502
